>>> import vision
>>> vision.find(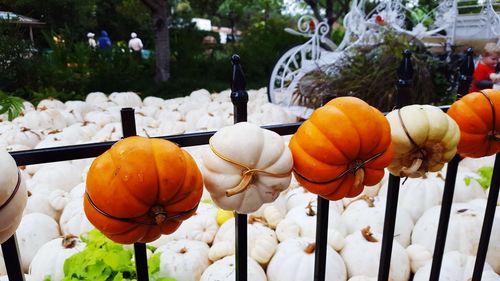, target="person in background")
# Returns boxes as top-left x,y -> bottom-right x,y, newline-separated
469,42 -> 500,93
97,30 -> 112,50
87,32 -> 96,49
128,32 -> 143,52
